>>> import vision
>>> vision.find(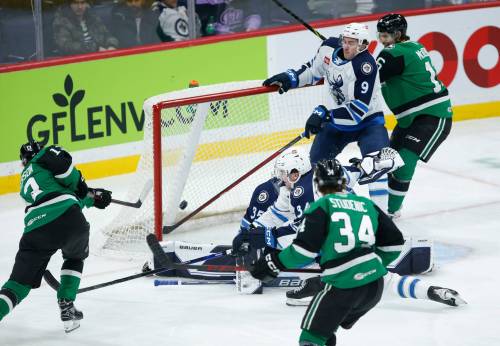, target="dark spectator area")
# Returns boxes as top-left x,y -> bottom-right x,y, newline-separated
0,0 -> 495,64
